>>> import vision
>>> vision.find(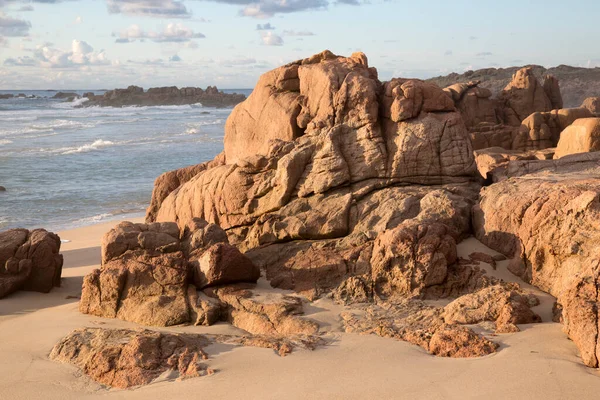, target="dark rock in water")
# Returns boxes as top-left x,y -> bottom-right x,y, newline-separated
0,94 -> 14,100
80,85 -> 246,108
52,92 -> 79,100
0,186 -> 5,192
